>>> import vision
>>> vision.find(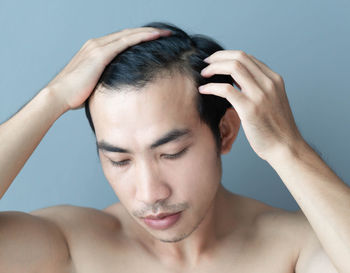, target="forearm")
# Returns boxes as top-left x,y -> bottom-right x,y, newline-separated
268,141 -> 350,272
0,87 -> 67,199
